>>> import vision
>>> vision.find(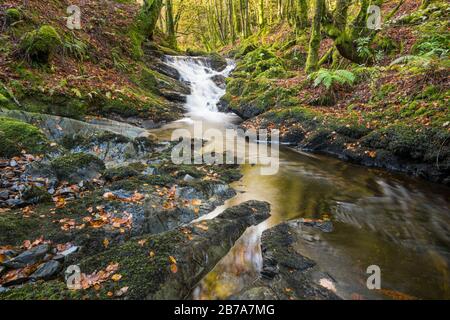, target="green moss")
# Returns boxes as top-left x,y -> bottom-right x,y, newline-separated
0,281 -> 83,300
0,117 -> 50,157
21,185 -> 52,204
0,93 -> 11,108
20,25 -> 62,64
51,153 -> 105,183
6,8 -> 22,25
